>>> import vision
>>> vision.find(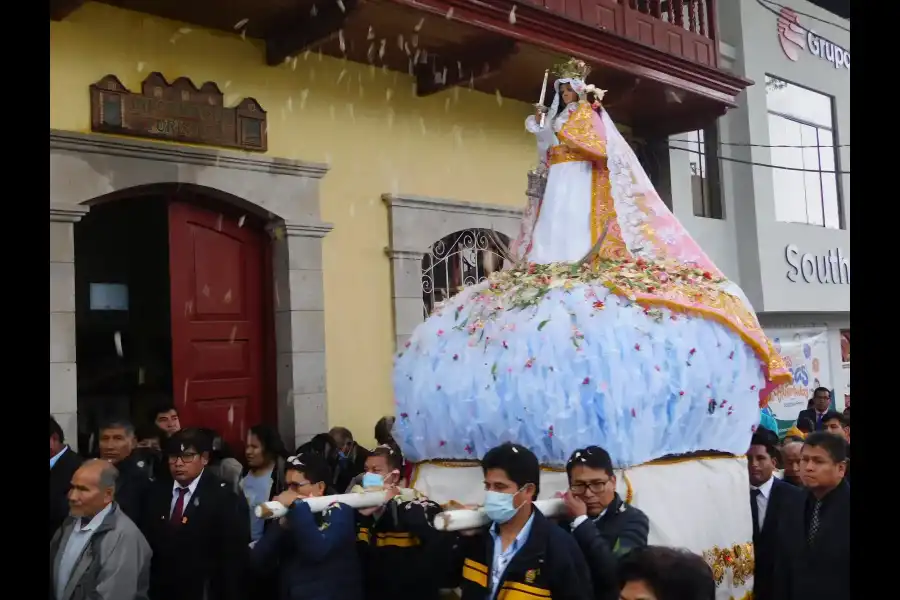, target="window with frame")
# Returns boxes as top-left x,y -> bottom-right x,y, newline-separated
685,126 -> 723,219
765,75 -> 841,229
